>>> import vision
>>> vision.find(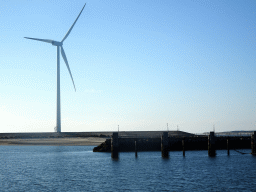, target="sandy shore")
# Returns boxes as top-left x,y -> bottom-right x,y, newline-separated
0,137 -> 107,146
